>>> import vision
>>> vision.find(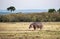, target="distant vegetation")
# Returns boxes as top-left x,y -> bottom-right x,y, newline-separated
57,8 -> 60,13
0,12 -> 60,22
7,6 -> 16,12
0,8 -> 60,22
48,9 -> 56,13
48,8 -> 60,13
